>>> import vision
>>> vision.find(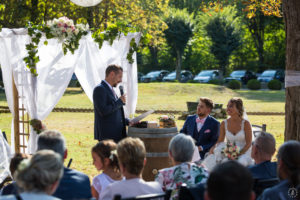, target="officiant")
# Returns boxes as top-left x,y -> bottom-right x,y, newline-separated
180,97 -> 220,159
93,64 -> 130,143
